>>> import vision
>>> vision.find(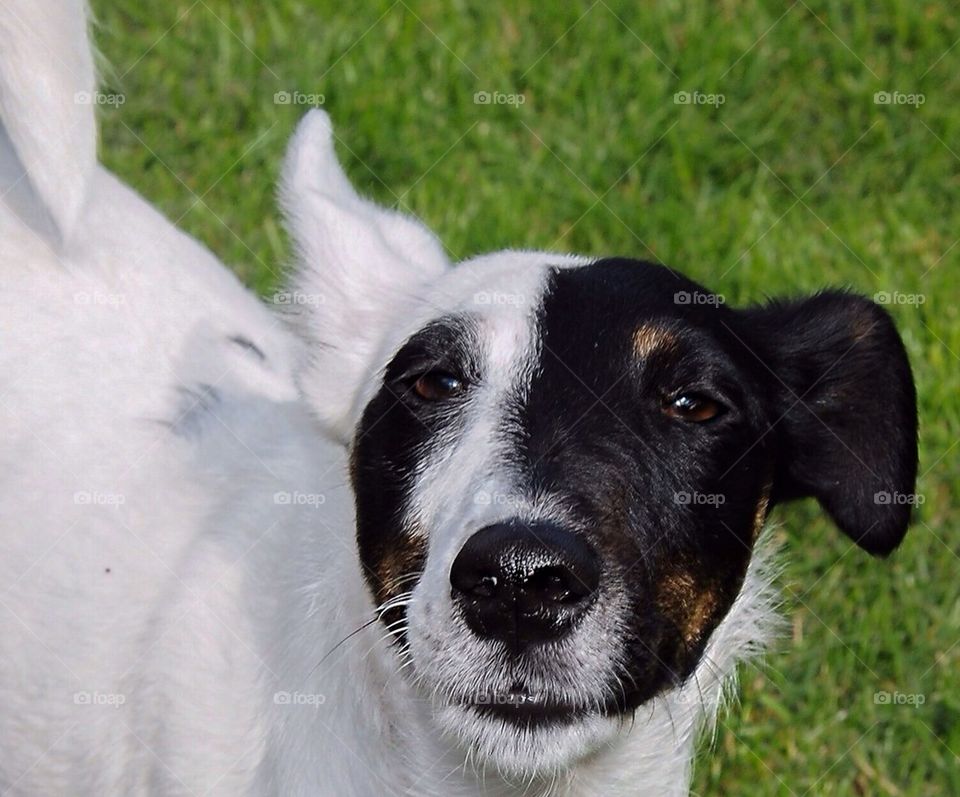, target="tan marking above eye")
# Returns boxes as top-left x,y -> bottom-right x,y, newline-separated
633,324 -> 678,359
